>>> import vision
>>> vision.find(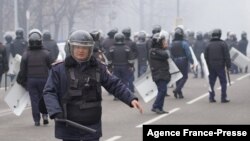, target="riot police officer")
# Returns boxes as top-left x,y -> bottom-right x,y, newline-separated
90,30 -> 107,64
42,31 -> 59,62
149,30 -> 171,114
122,27 -> 137,92
17,29 -> 52,126
101,28 -> 118,56
10,28 -> 28,57
204,29 -> 231,103
43,30 -> 142,141
0,42 -> 8,86
4,34 -> 14,83
146,25 -> 162,59
238,31 -> 248,73
136,31 -> 148,77
170,27 -> 194,99
107,33 -> 134,89
193,31 -> 206,78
